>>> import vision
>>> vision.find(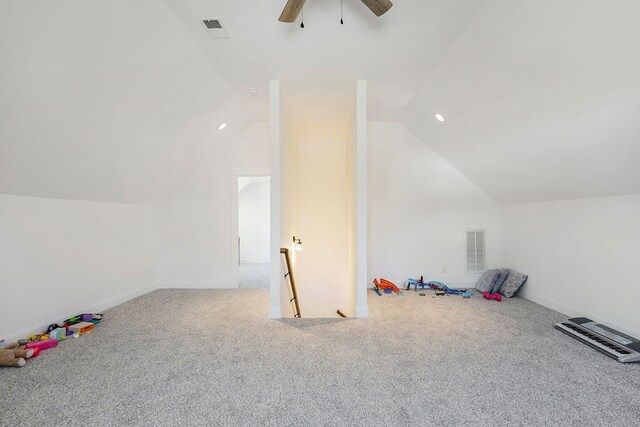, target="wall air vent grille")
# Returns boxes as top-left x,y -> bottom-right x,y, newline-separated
466,228 -> 486,273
